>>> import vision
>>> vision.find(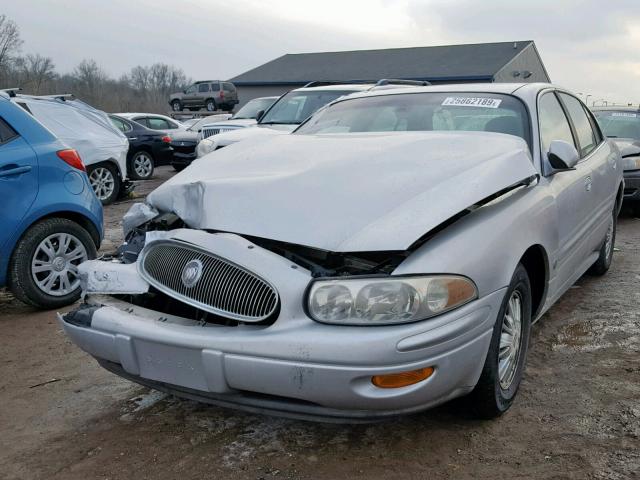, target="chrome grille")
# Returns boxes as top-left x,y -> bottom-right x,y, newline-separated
201,125 -> 242,139
139,240 -> 279,322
